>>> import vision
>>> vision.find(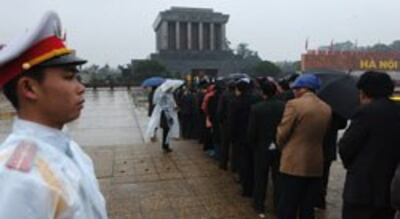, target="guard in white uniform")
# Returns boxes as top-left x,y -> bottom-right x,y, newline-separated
0,12 -> 108,219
